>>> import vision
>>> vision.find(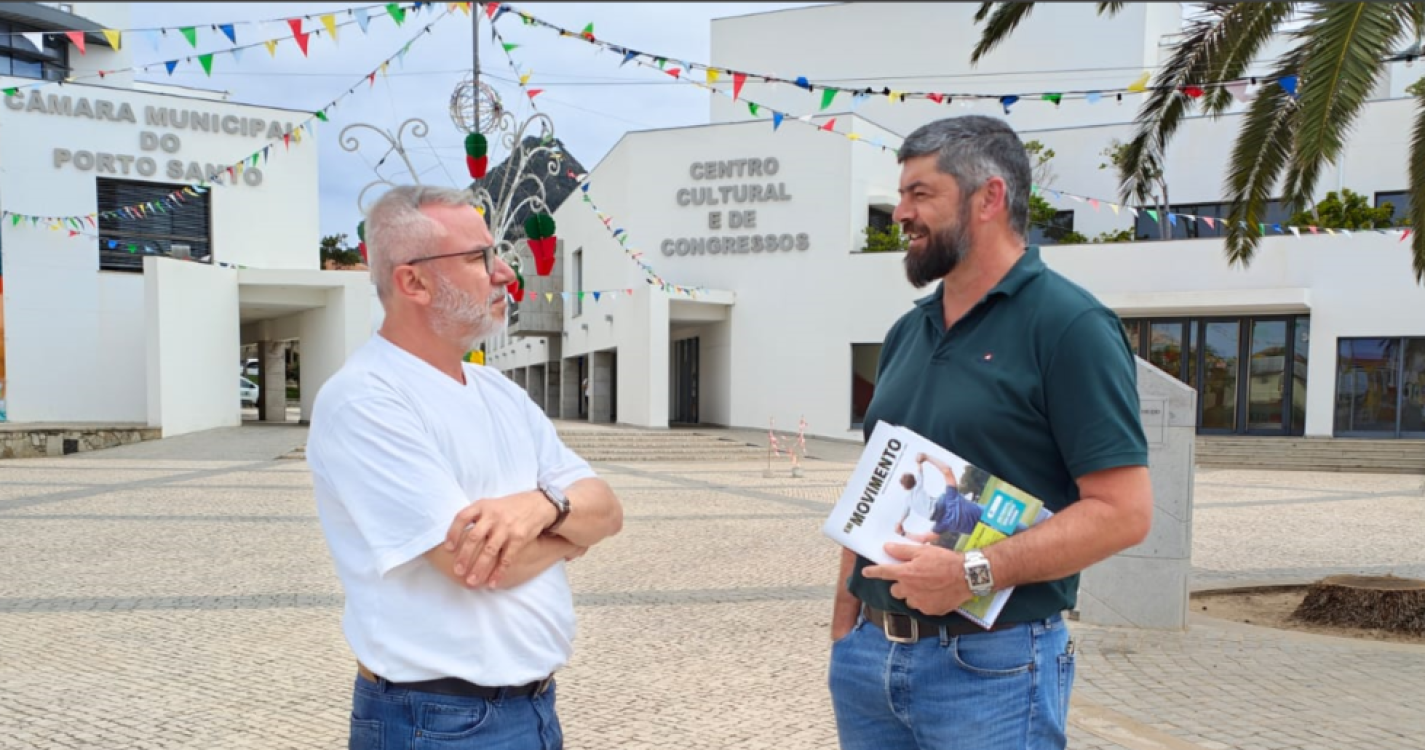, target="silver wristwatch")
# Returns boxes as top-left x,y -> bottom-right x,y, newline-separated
539,484 -> 571,535
963,550 -> 994,598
